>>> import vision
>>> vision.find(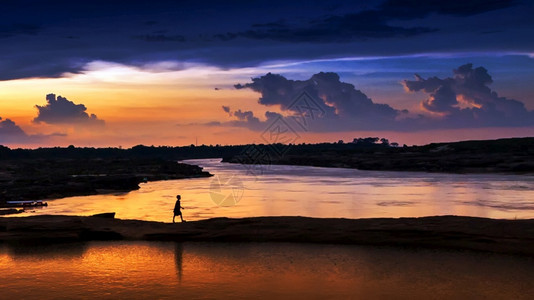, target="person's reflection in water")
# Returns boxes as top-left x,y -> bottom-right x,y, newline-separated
174,243 -> 183,283
173,195 -> 185,223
